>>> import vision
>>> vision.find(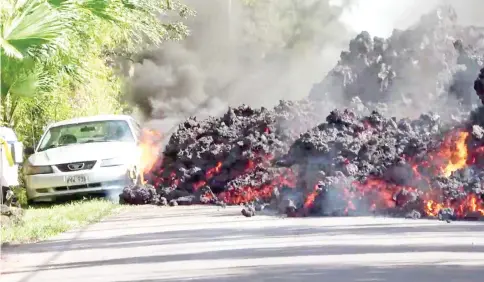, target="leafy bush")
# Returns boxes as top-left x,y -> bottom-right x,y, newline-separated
1,0 -> 193,144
